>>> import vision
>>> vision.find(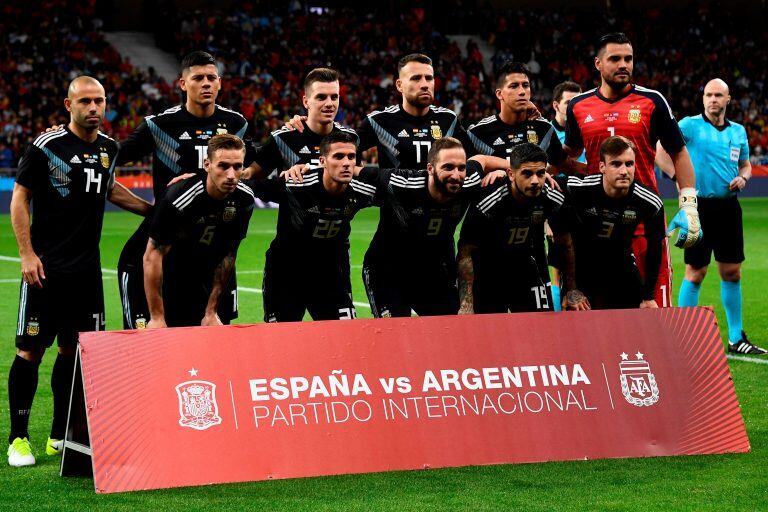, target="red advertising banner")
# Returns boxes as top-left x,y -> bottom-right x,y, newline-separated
61,307 -> 749,493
